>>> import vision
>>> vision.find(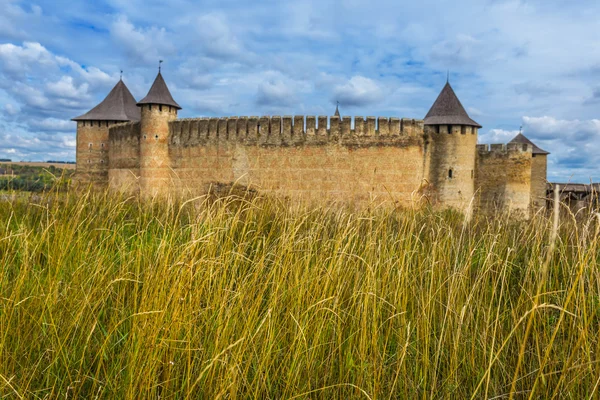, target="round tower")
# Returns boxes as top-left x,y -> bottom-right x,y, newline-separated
137,68 -> 181,198
424,82 -> 481,212
72,79 -> 140,189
